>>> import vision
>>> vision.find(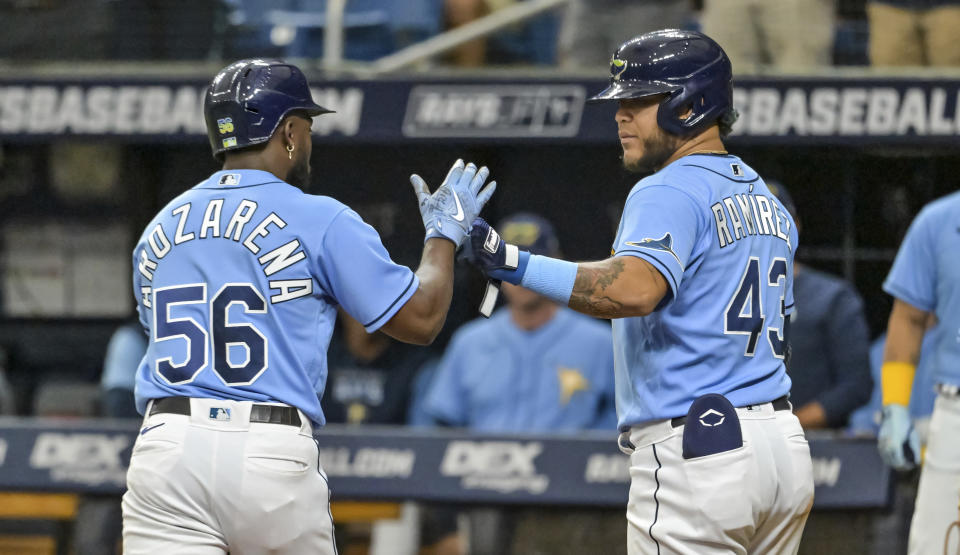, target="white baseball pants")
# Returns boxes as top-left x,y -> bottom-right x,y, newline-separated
909,394 -> 960,554
620,403 -> 814,554
122,398 -> 336,555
